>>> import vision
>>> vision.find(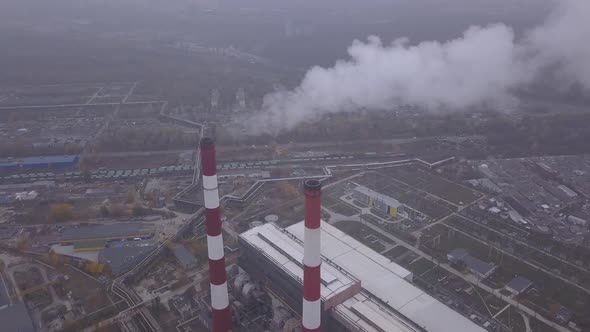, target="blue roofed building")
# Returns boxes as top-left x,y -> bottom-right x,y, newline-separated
22,155 -> 79,170
0,162 -> 19,172
0,155 -> 79,174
